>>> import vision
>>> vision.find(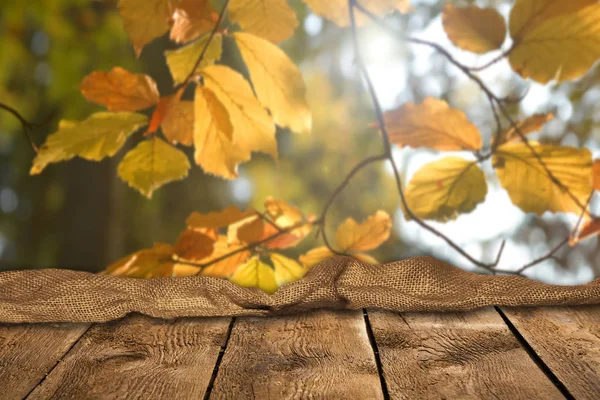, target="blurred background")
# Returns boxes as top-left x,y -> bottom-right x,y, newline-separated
1,0 -> 600,284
